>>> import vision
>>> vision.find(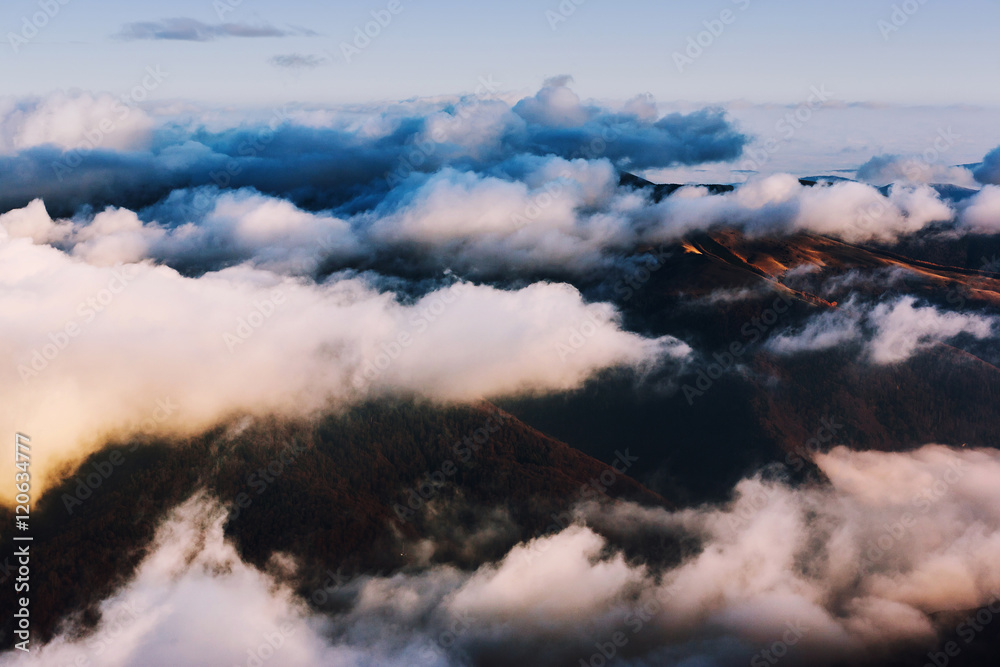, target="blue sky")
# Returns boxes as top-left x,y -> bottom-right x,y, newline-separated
2,0 -> 999,106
